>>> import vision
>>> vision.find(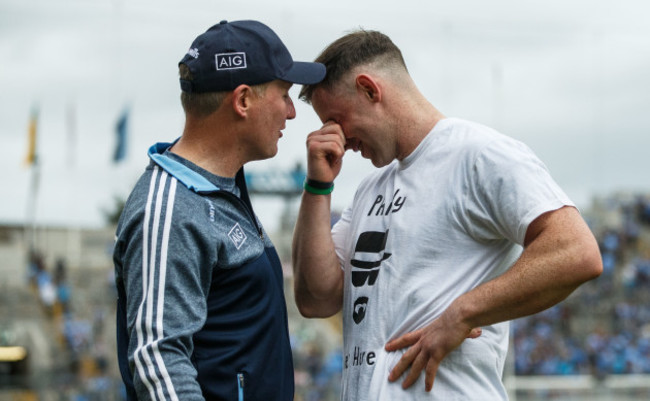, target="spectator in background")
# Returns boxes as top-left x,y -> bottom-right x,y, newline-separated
54,258 -> 71,314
